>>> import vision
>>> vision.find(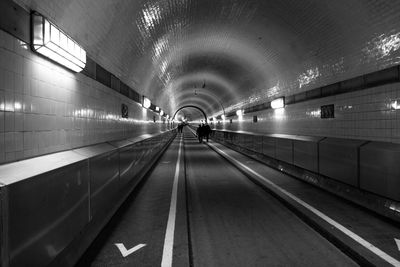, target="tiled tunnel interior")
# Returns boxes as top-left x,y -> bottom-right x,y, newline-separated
1,1 -> 400,164
1,0 -> 400,266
